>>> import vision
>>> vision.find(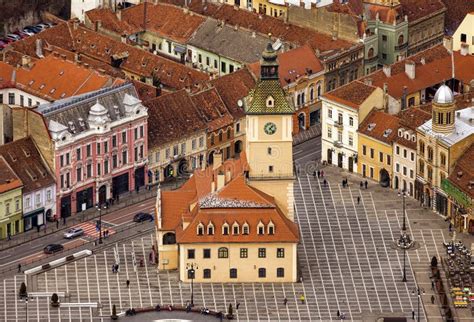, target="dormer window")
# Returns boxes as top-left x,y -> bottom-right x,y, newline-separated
268,222 -> 275,235
222,222 -> 229,235
398,129 -> 403,137
197,223 -> 204,236
242,222 -> 249,235
412,135 -> 416,142
207,222 -> 214,235
266,96 -> 274,108
232,222 -> 239,235
257,221 -> 265,235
